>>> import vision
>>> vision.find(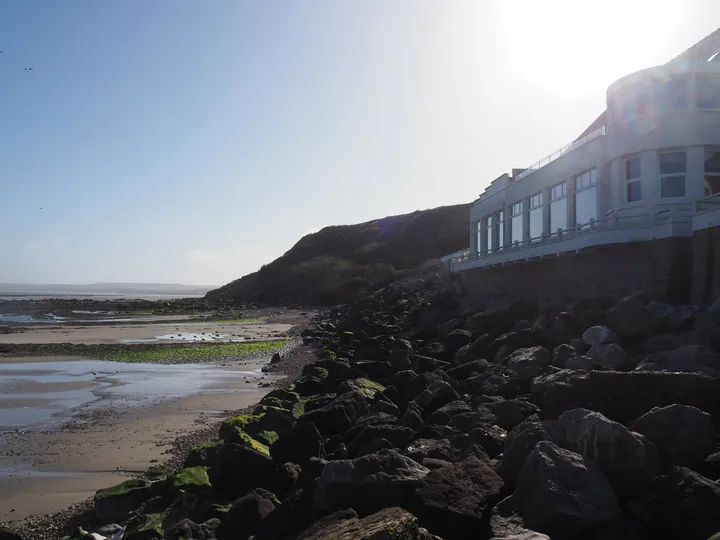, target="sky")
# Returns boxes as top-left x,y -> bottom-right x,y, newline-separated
0,1 -> 717,286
